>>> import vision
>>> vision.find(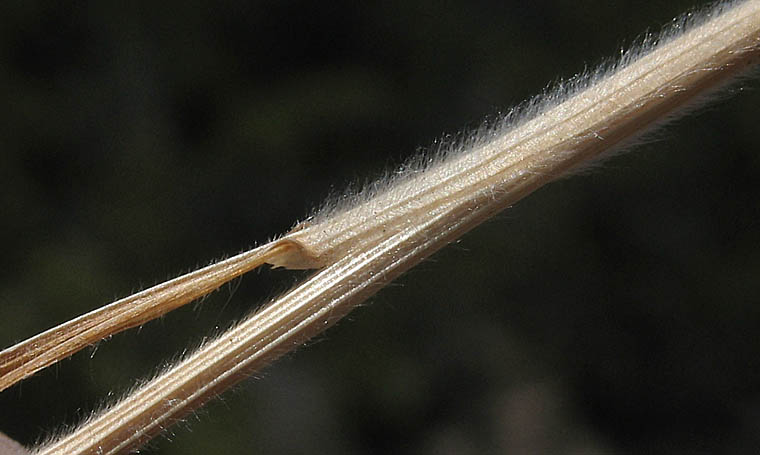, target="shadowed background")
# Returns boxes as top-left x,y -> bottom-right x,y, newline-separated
1,0 -> 759,453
